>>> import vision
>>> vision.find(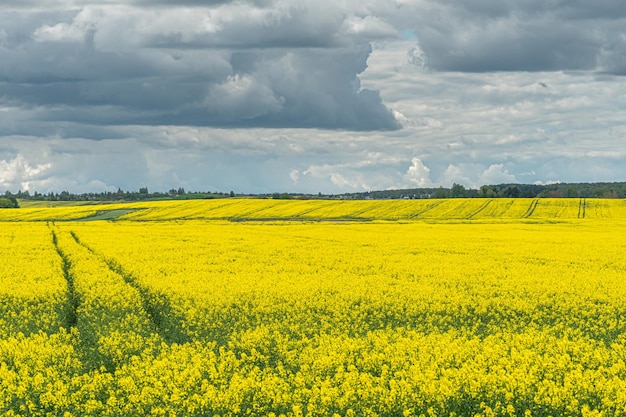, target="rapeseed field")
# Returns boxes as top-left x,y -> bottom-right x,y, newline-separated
2,198 -> 626,416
